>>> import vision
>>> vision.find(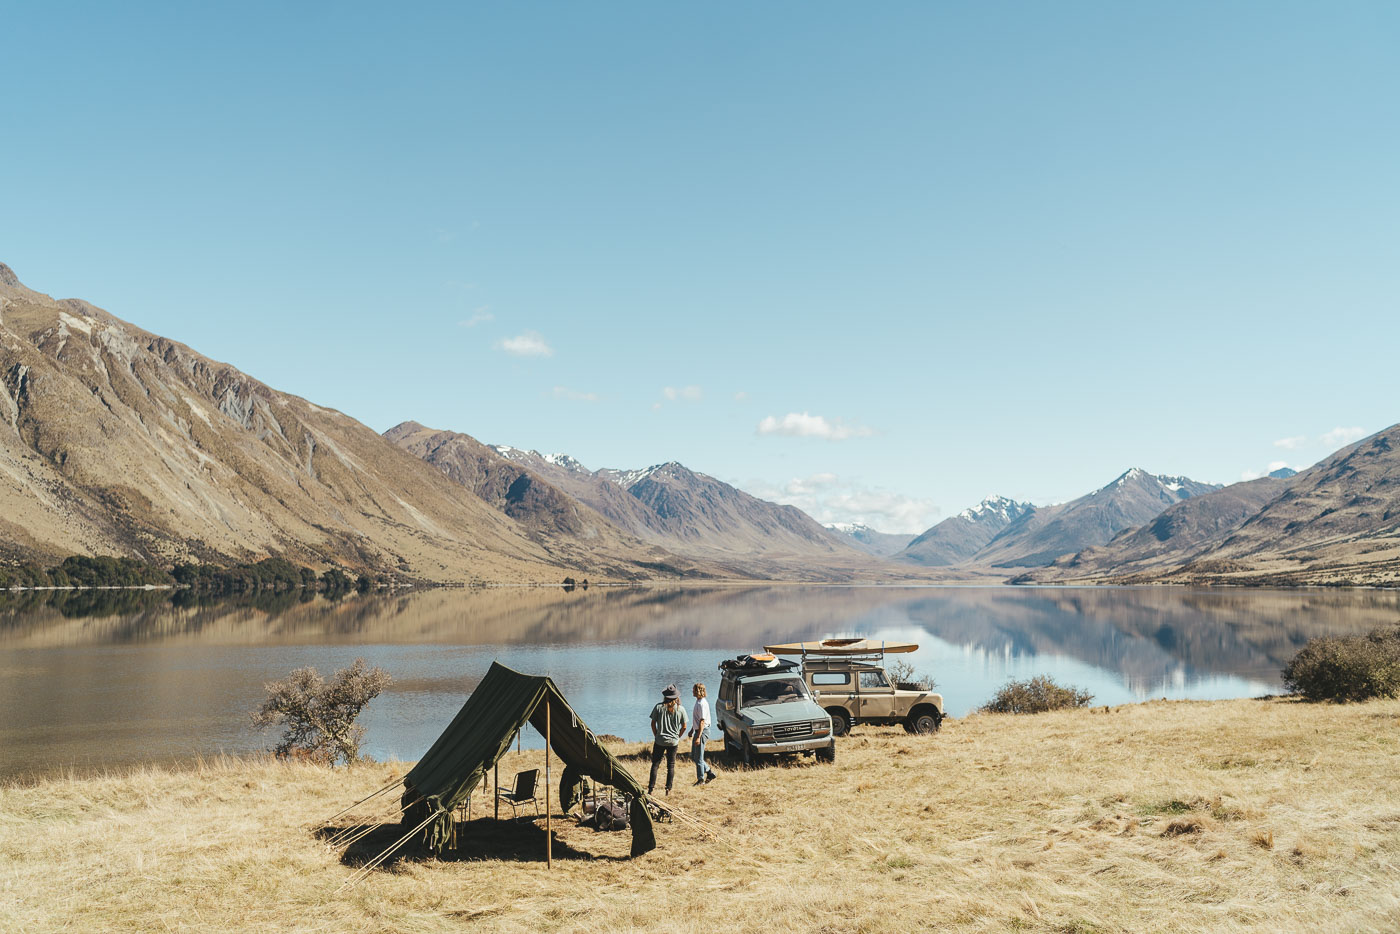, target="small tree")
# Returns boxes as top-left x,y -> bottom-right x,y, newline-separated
886,658 -> 936,690
252,658 -> 392,765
